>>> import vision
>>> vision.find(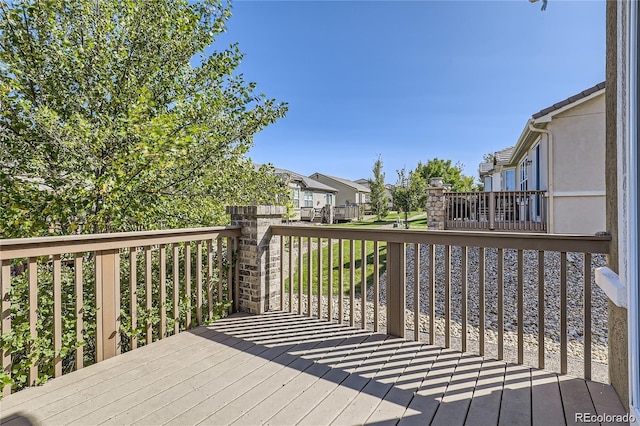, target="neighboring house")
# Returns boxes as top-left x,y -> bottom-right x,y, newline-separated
477,82 -> 605,234
478,146 -> 515,192
309,173 -> 371,208
354,179 -> 395,210
274,168 -> 338,221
